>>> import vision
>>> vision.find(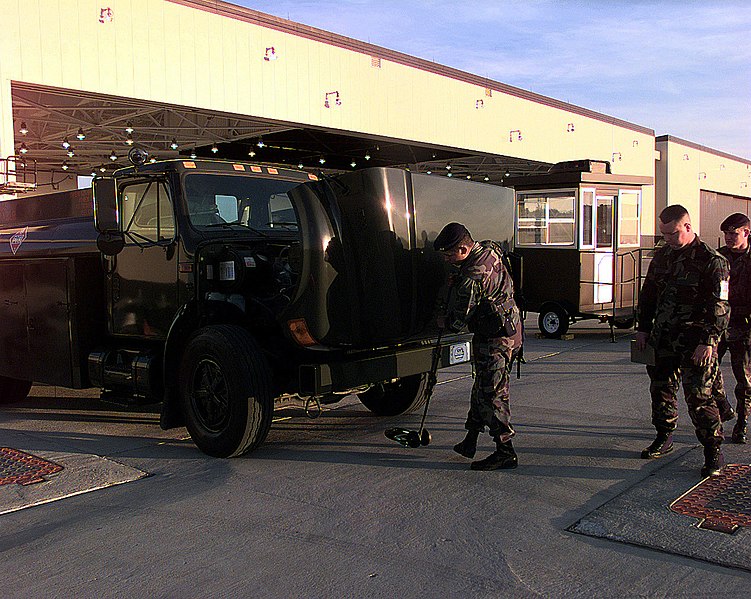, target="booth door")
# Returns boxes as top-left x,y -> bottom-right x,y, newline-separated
593,195 -> 615,304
